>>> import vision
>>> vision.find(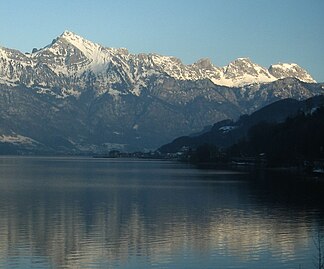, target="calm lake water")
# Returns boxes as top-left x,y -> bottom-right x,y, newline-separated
0,157 -> 323,269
